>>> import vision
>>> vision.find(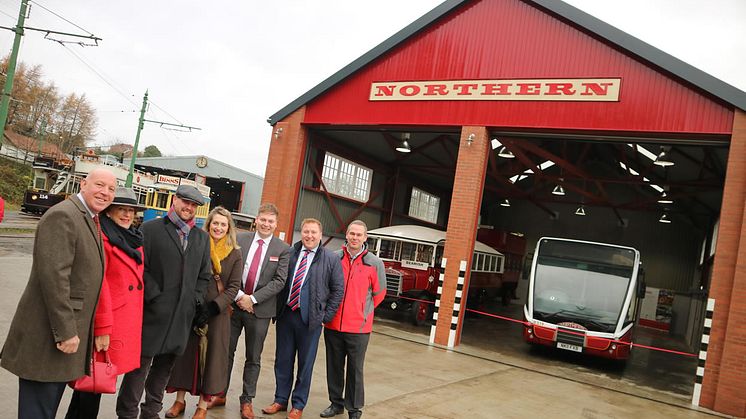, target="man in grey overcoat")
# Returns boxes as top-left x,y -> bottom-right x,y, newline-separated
1,168 -> 117,419
116,185 -> 212,419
